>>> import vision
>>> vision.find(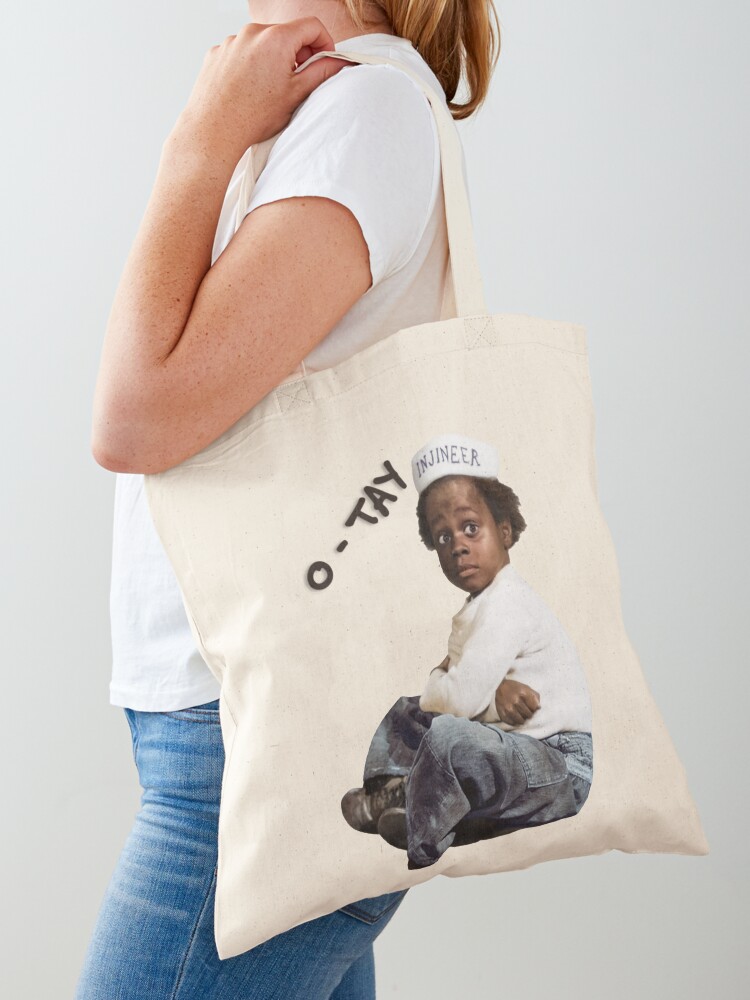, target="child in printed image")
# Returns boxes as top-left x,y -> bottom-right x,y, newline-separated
341,432 -> 594,870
